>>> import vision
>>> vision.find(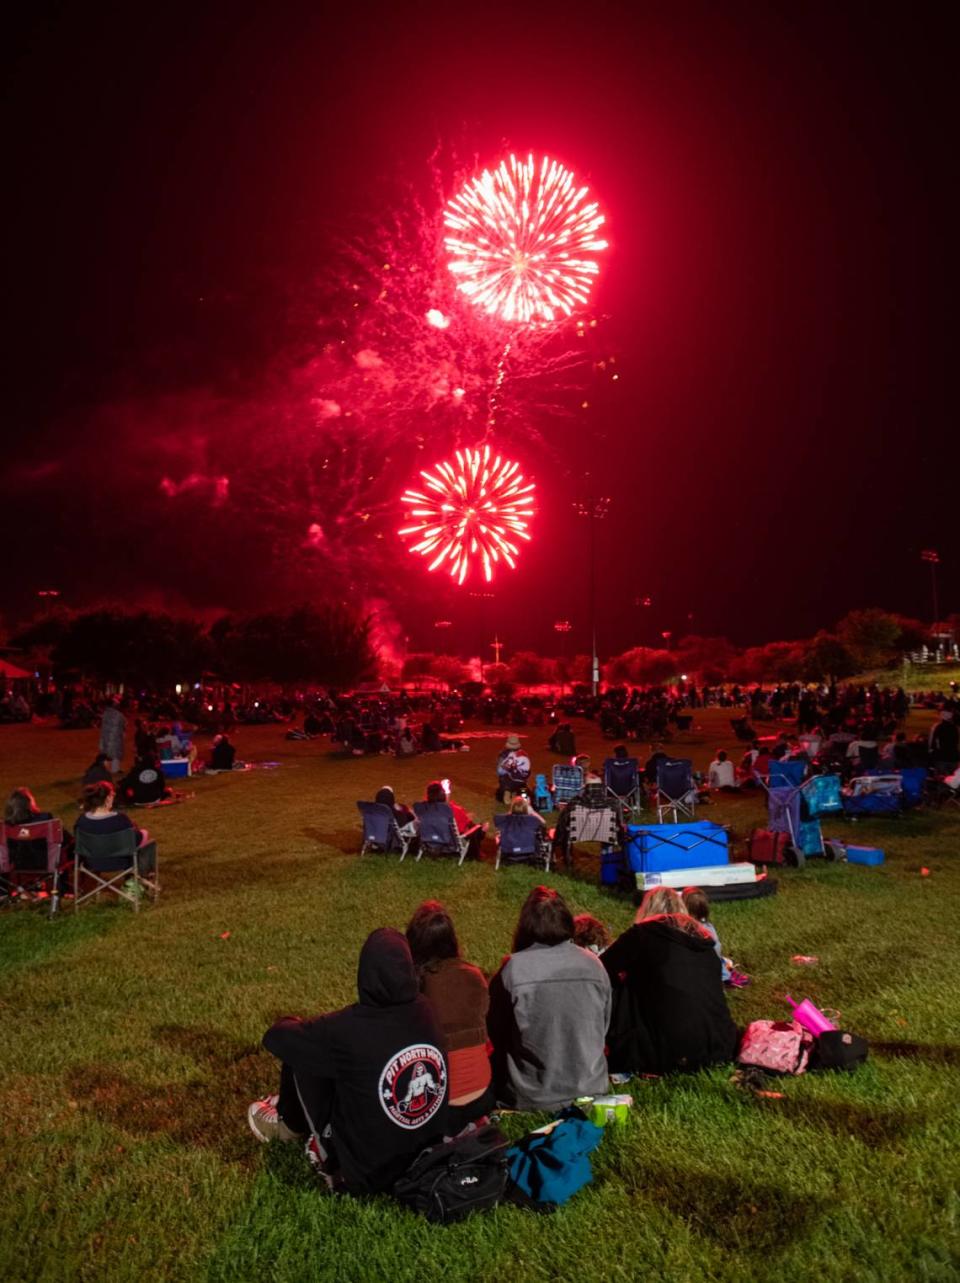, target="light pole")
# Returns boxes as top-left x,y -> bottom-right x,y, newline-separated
921,550 -> 940,627
553,619 -> 572,695
572,494 -> 611,696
